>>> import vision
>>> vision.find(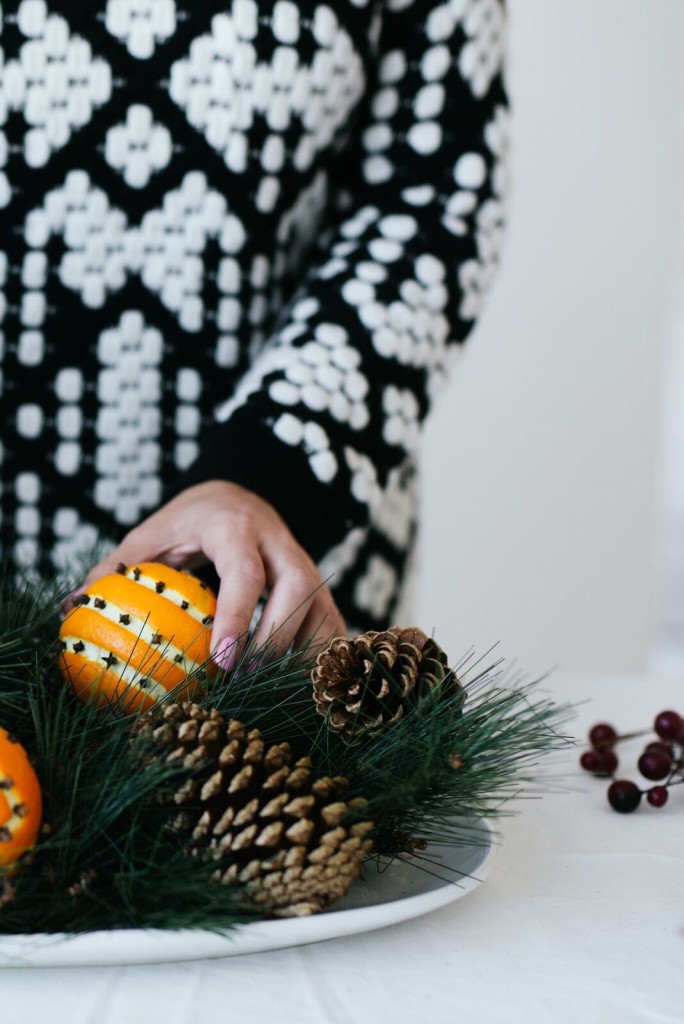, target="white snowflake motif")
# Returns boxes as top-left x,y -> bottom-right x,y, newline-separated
215,316 -> 370,434
442,151 -> 488,237
50,364 -> 83,479
354,554 -> 397,619
269,324 -> 370,429
458,104 -> 510,322
382,385 -> 420,453
340,232 -> 452,380
11,469 -> 41,575
360,28 -> 445,183
24,170 -> 250,332
16,250 -> 47,367
374,464 -> 419,550
50,507 -> 115,576
15,402 -> 44,441
1,1 -> 112,170
317,526 -> 369,591
345,447 -> 417,550
459,0 -> 506,99
105,0 -> 177,60
418,0 -> 505,100
173,367 -> 202,471
442,189 -> 477,238
315,204 -> 379,280
273,412 -> 338,483
93,310 -> 164,524
168,4 -> 365,196
104,105 -> 173,189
